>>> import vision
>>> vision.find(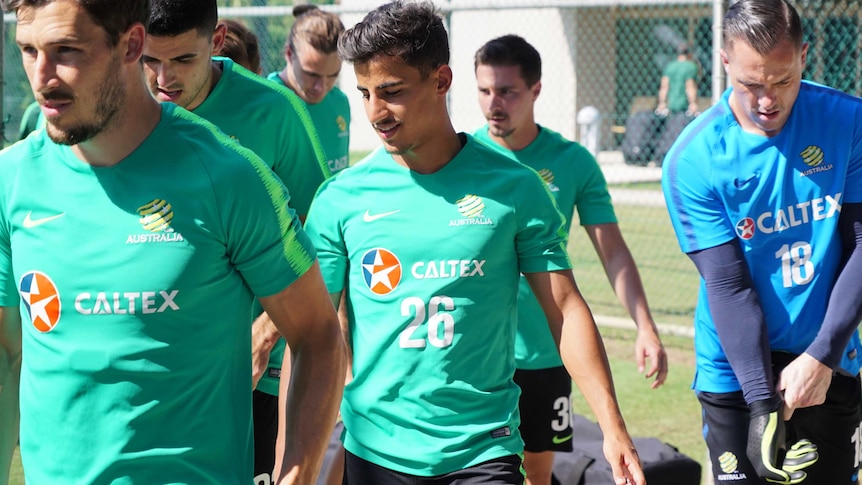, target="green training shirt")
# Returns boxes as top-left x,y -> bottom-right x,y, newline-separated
0,103 -> 315,484
268,72 -> 352,174
474,125 -> 616,369
305,134 -> 571,475
194,57 -> 329,396
197,58 -> 329,218
663,59 -> 698,113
